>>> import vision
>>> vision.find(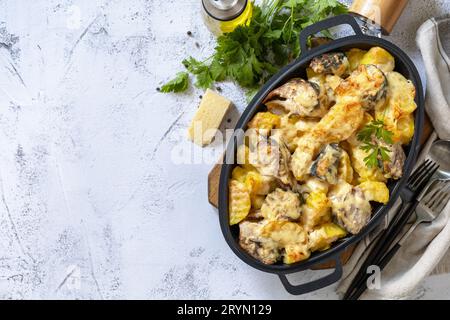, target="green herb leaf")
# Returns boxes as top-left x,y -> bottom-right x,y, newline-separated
183,57 -> 214,89
263,29 -> 283,40
209,59 -> 226,81
363,149 -> 380,169
160,72 -> 189,93
379,127 -> 394,144
182,57 -> 208,74
379,146 -> 391,161
357,120 -> 395,169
